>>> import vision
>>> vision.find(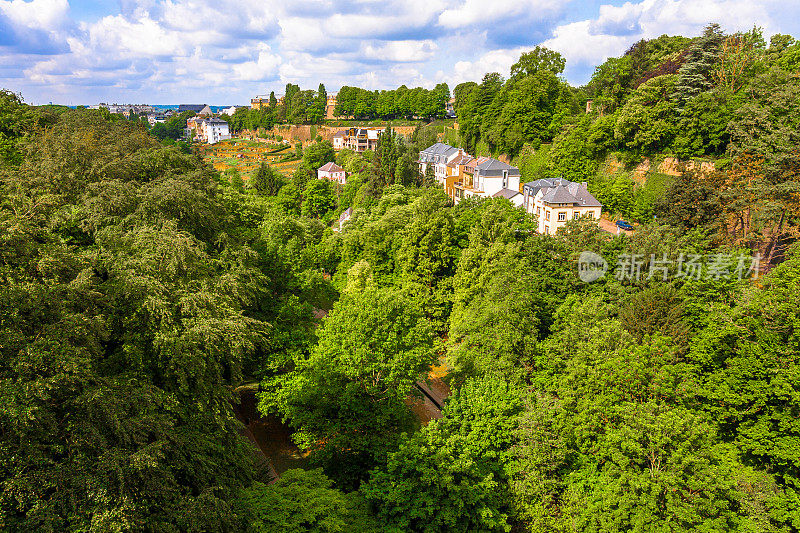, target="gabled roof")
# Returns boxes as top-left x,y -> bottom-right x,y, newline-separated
475,157 -> 520,177
332,130 -> 346,138
446,152 -> 473,167
319,162 -> 344,172
420,142 -> 457,156
492,188 -> 521,200
525,177 -> 602,208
